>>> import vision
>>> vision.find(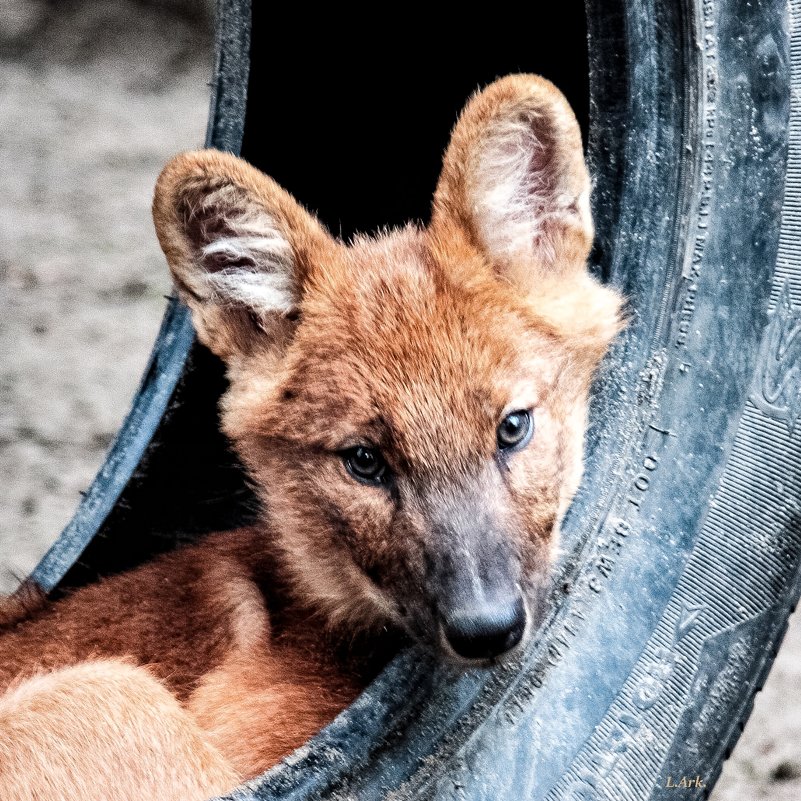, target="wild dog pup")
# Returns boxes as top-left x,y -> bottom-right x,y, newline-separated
0,74 -> 622,798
